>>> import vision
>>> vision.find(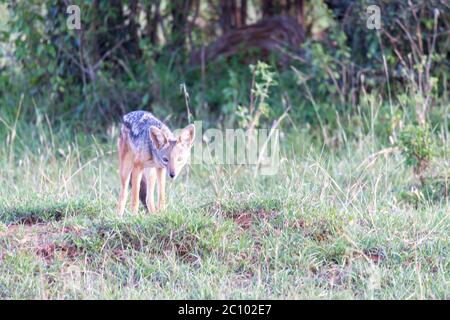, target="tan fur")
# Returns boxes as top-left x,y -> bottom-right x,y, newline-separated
145,168 -> 157,212
116,124 -> 195,216
156,168 -> 166,210
117,131 -> 133,216
130,165 -> 144,213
